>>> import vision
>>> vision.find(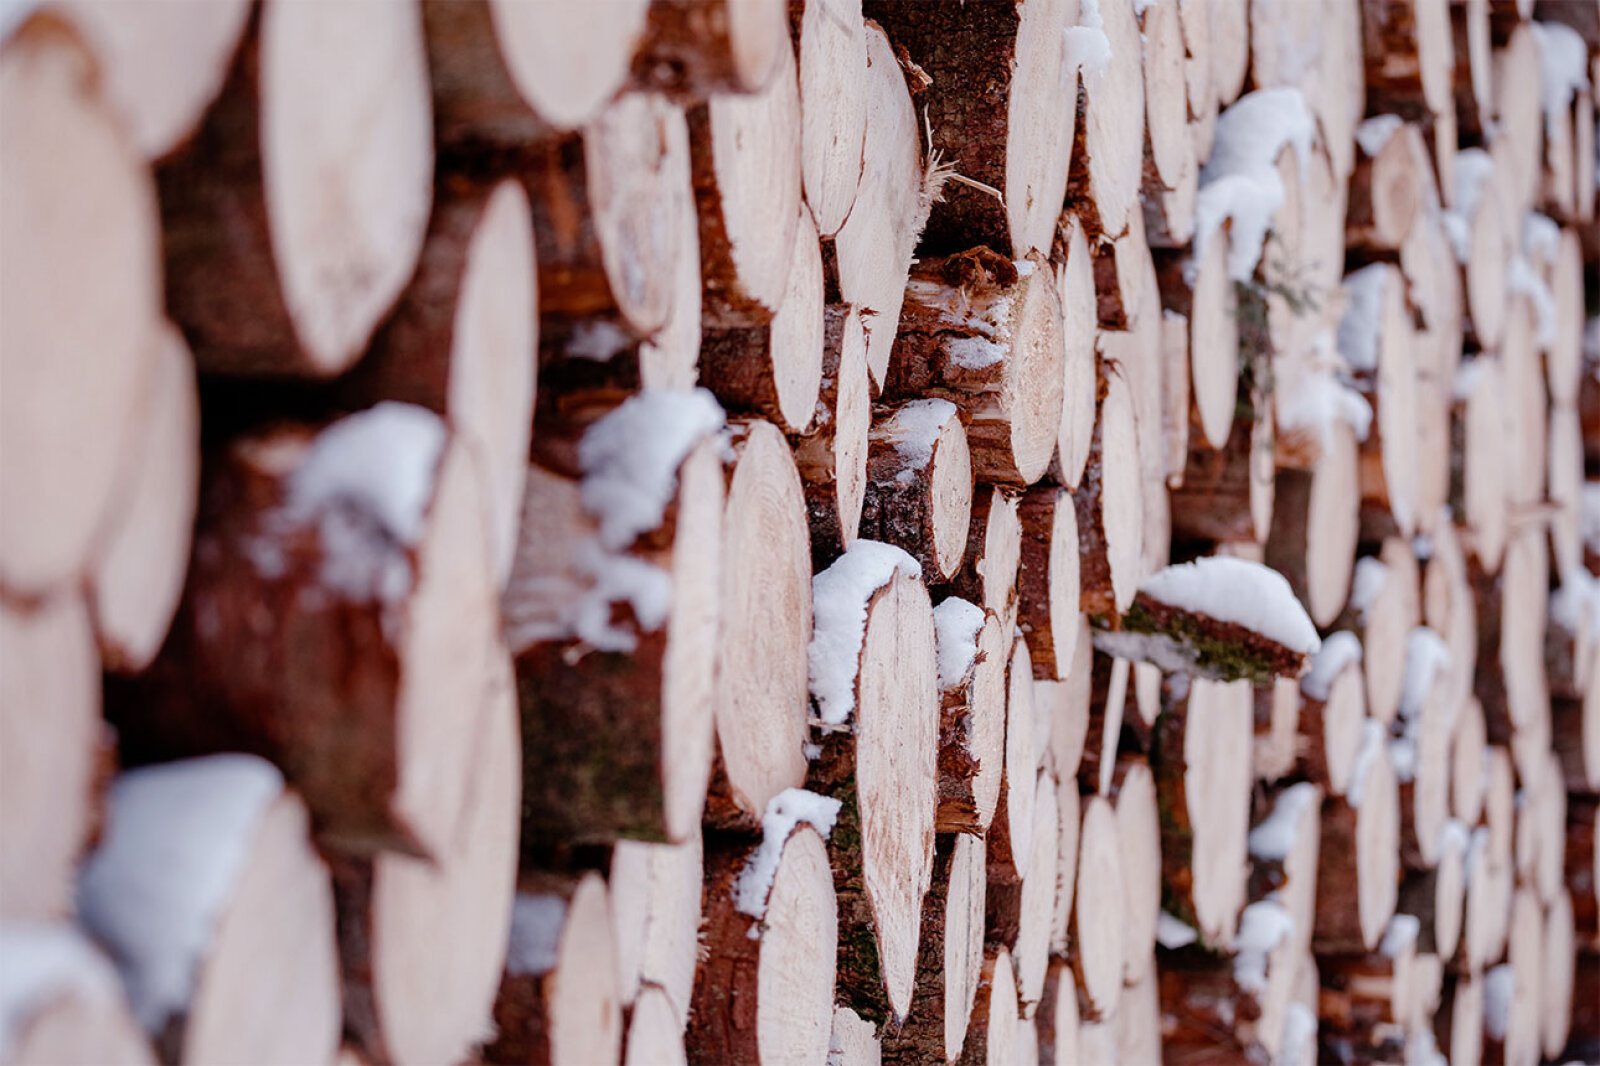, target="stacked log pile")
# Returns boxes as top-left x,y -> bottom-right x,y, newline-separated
0,1 -> 1597,1065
